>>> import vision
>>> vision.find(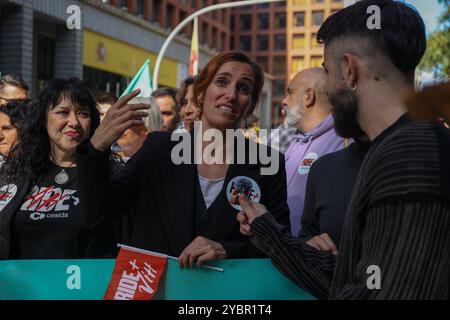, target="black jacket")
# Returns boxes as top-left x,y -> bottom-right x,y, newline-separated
0,179 -> 29,259
76,131 -> 290,258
